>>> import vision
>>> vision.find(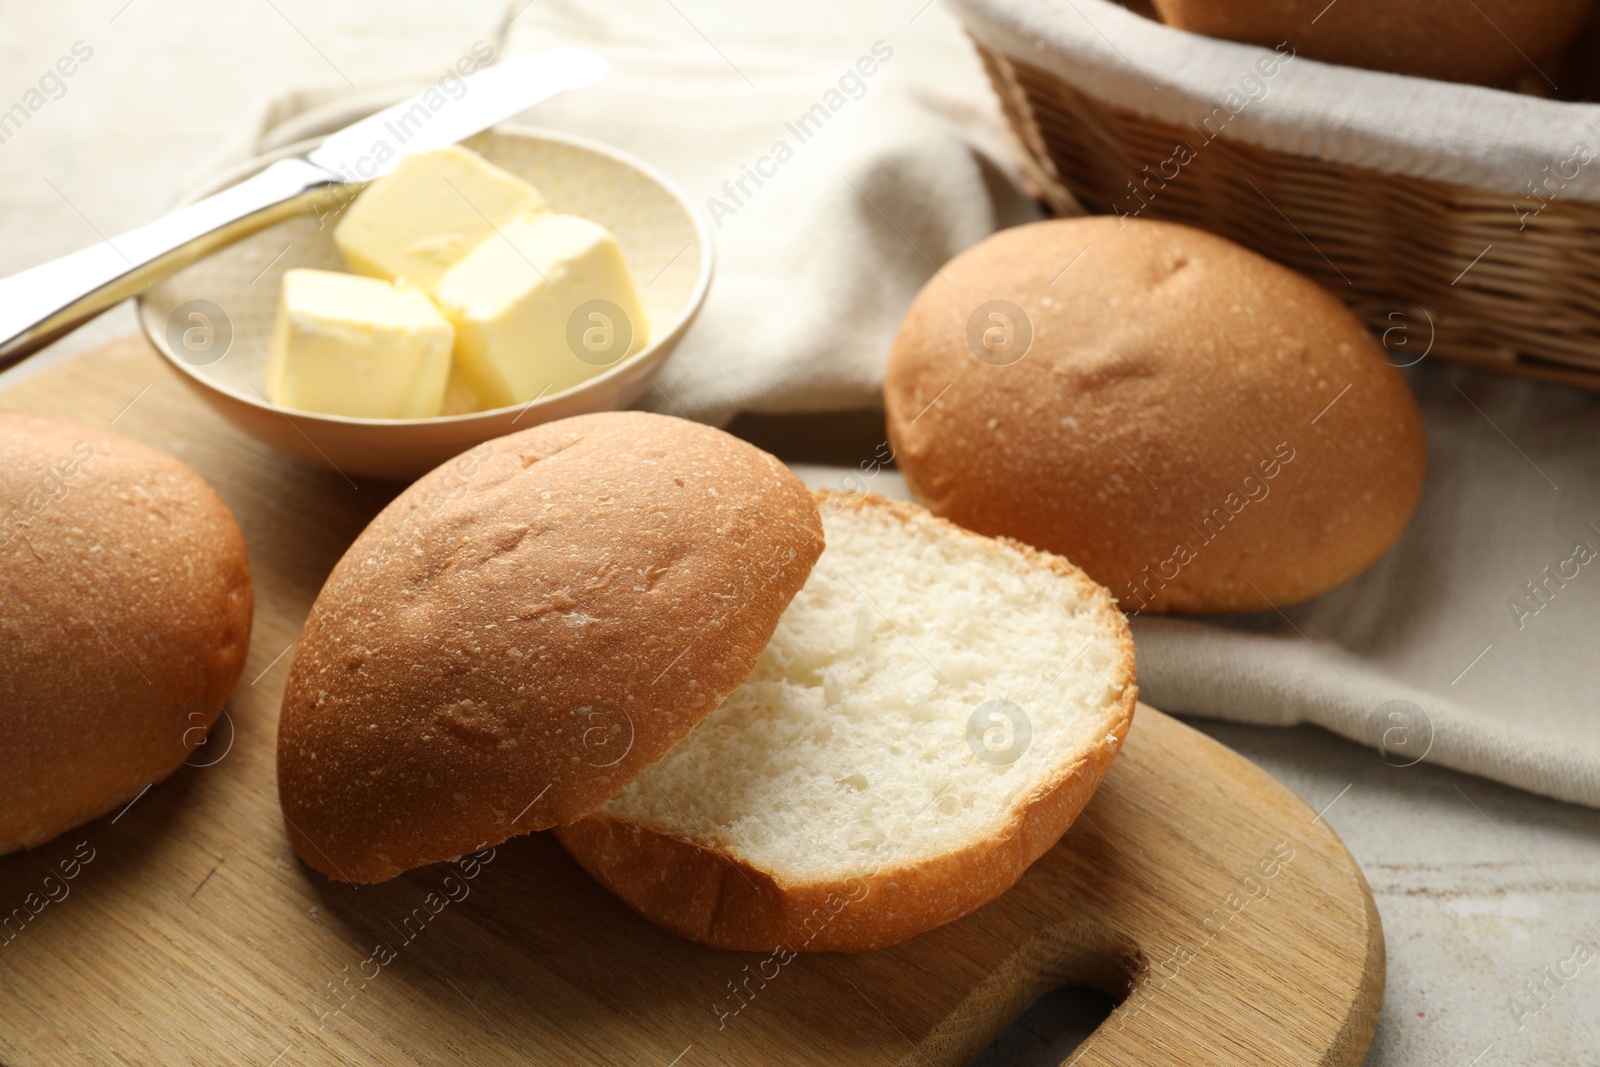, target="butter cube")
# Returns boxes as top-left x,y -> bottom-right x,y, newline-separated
333,145 -> 547,291
265,269 -> 455,420
434,213 -> 650,409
